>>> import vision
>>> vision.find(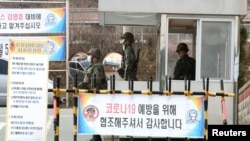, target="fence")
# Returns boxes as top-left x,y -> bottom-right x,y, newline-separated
48,75 -> 234,141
